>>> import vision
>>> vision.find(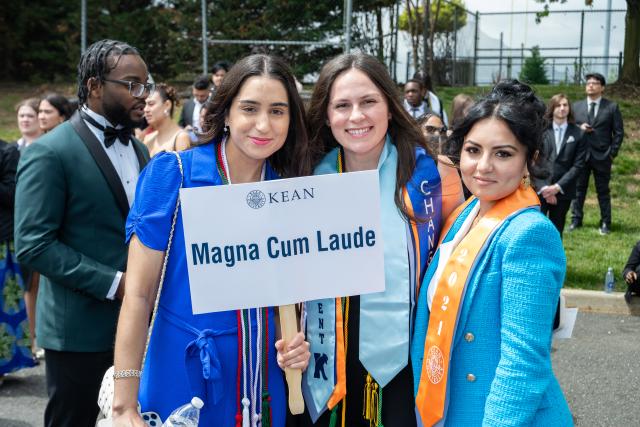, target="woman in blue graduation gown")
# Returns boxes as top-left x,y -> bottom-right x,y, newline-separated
112,54 -> 312,427
294,53 -> 458,427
